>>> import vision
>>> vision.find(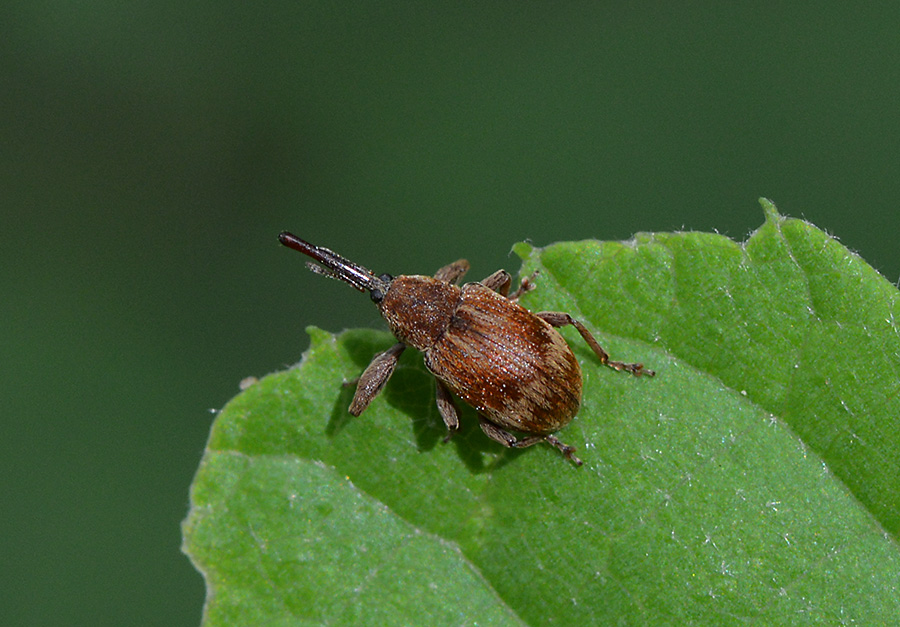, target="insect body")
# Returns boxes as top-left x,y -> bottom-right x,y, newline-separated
279,232 -> 653,465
